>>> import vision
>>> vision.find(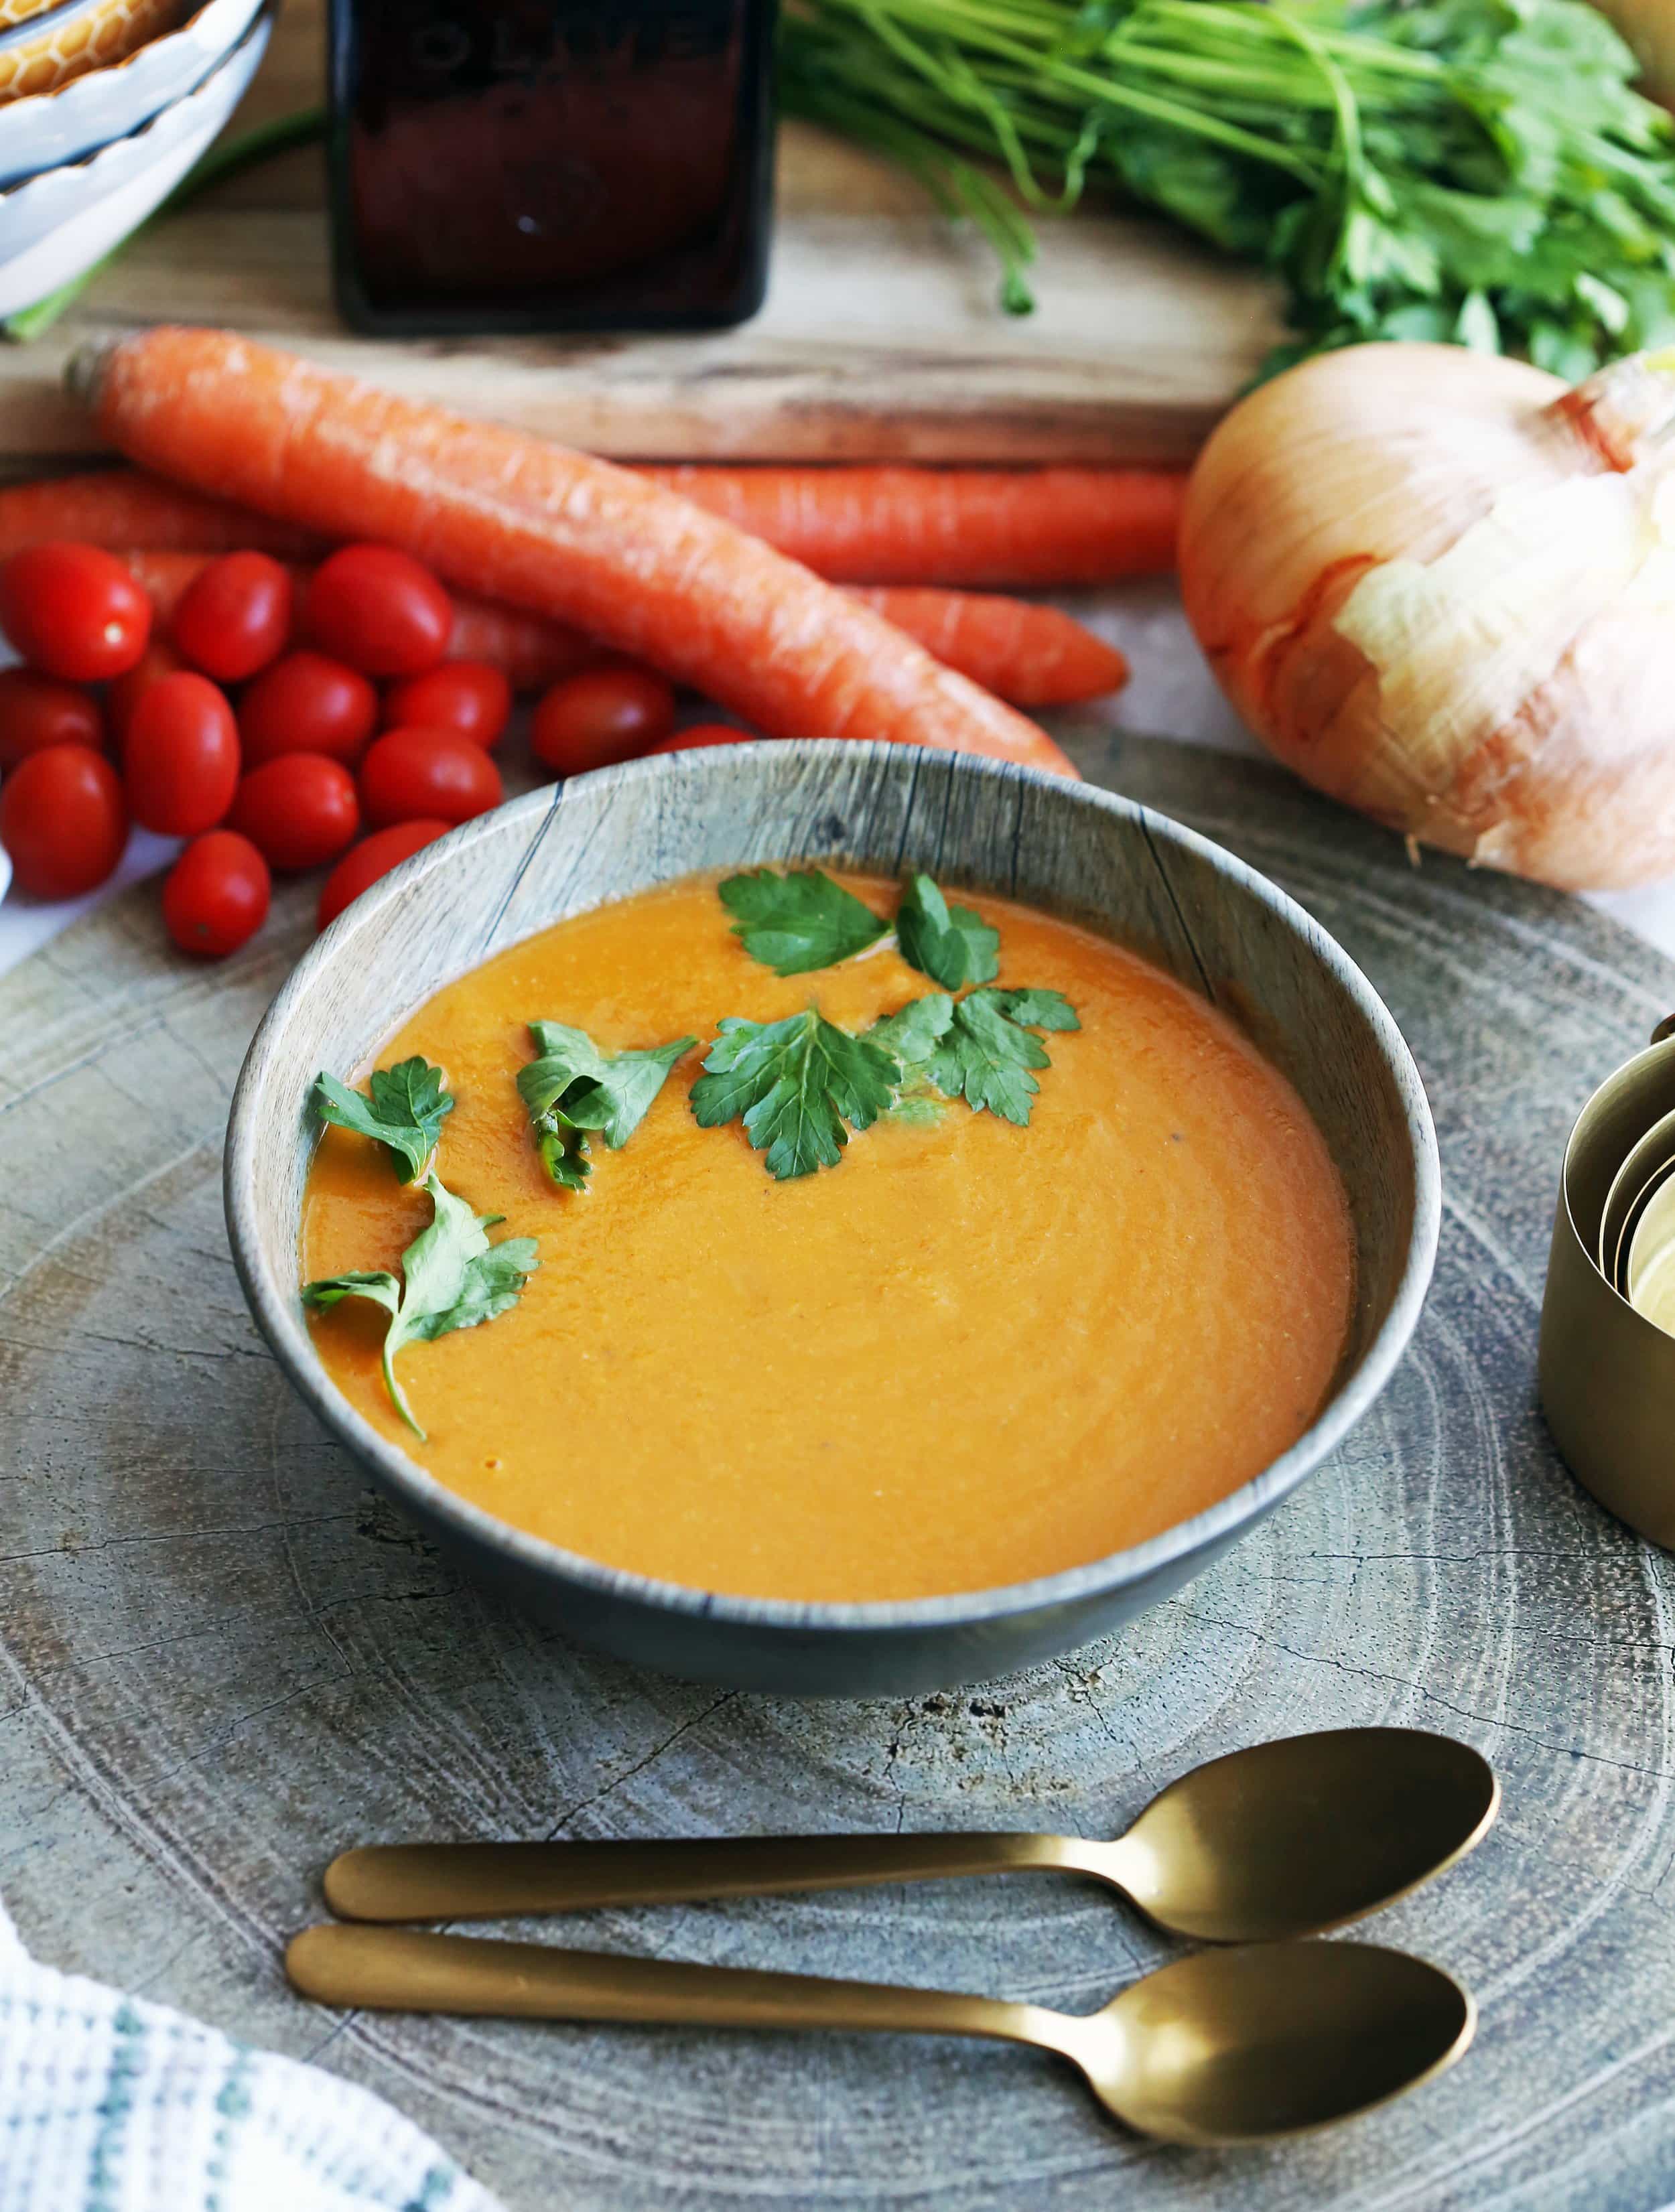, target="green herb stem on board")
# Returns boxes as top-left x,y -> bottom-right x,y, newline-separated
779,0 -> 1675,376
